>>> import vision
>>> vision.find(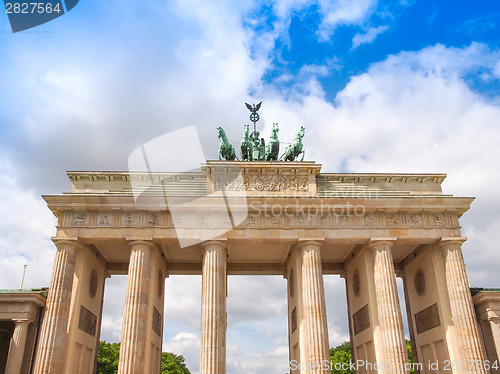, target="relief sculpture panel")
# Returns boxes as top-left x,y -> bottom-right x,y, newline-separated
78,305 -> 97,337
353,305 -> 370,335
415,303 -> 441,334
213,175 -> 309,192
